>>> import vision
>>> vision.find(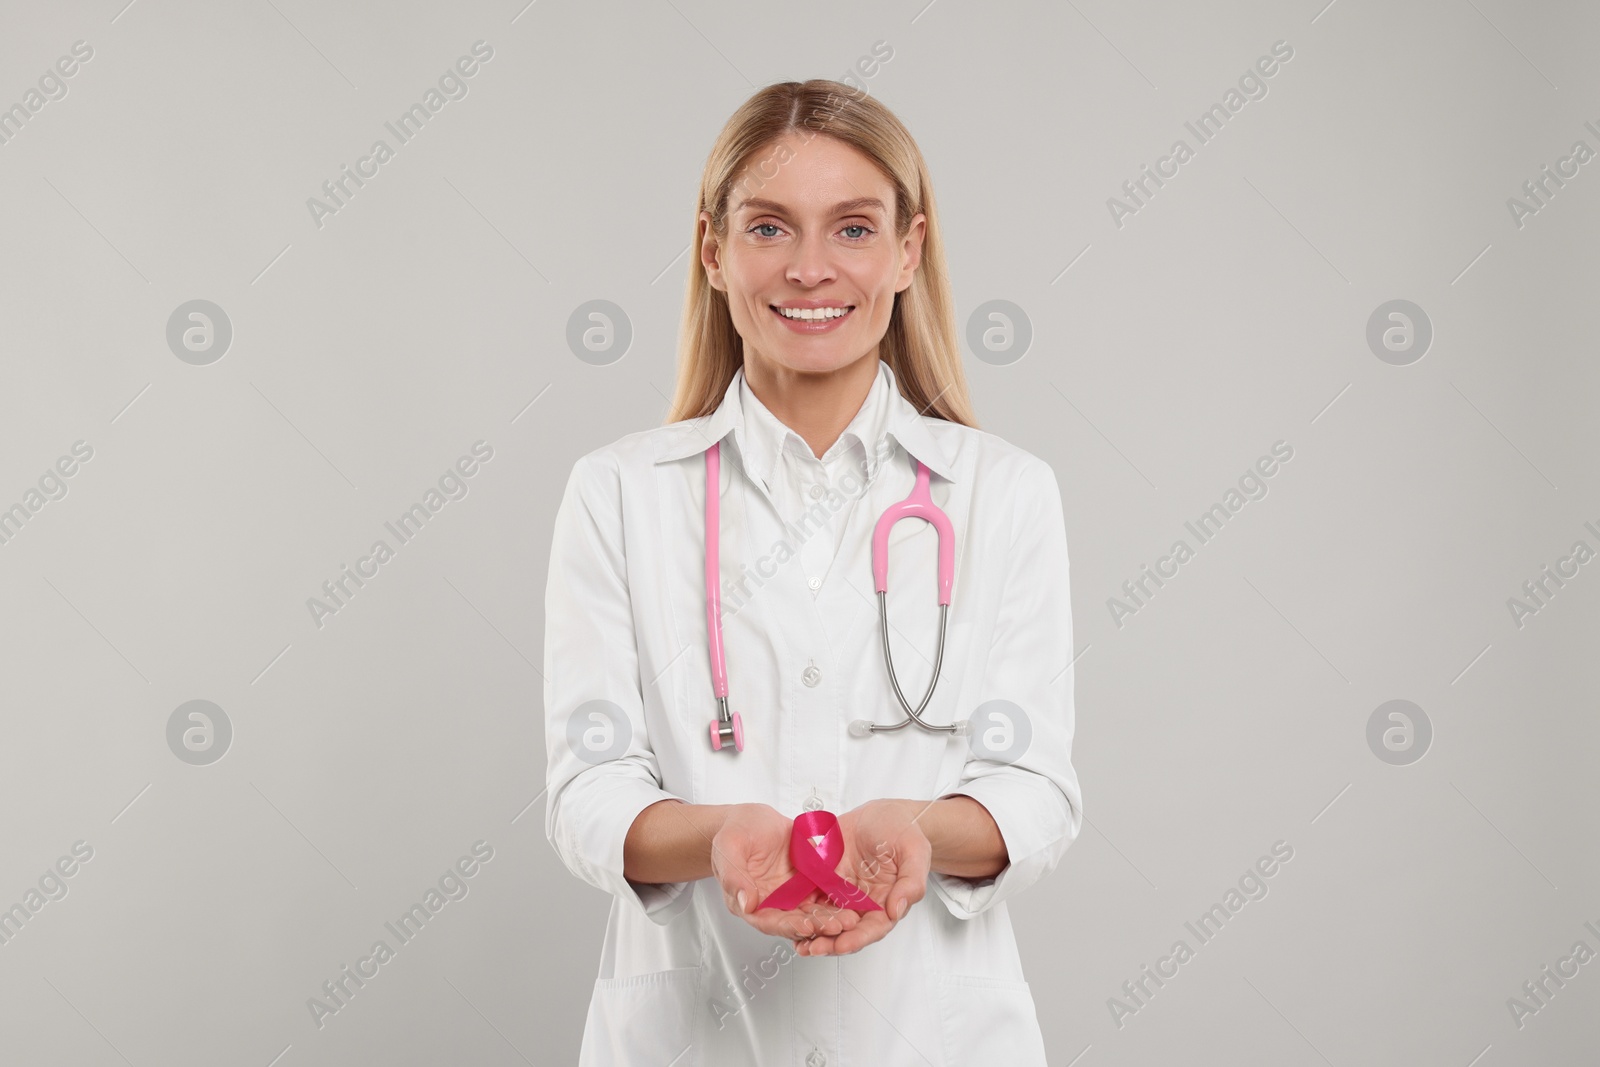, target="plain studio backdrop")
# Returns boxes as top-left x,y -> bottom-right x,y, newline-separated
0,0 -> 1595,1064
